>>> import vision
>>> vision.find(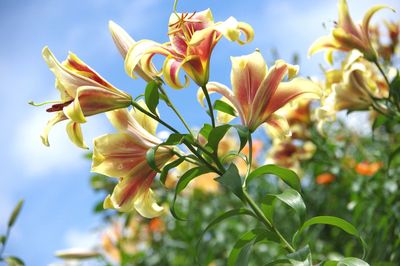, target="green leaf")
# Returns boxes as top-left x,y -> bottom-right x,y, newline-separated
247,165 -> 301,192
206,124 -> 232,152
199,123 -> 212,139
163,133 -> 187,145
0,235 -> 6,246
292,216 -> 365,256
4,256 -> 25,266
264,189 -> 306,224
372,114 -> 389,130
159,156 -> 186,184
145,146 -> 161,173
388,145 -> 400,168
215,164 -> 245,201
196,208 -> 256,263
322,257 -> 369,266
144,80 -> 160,114
213,99 -> 237,117
8,200 -> 24,228
337,257 -> 369,266
233,125 -> 249,152
263,246 -> 312,266
171,167 -> 212,220
227,229 -> 270,266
